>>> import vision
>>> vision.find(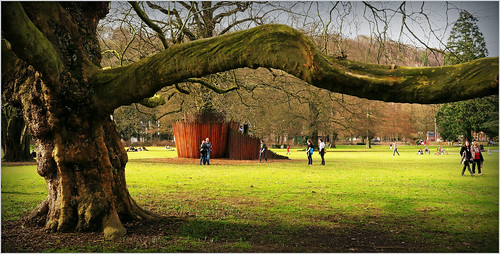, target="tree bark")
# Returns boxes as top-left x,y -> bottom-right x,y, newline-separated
26,117 -> 155,239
